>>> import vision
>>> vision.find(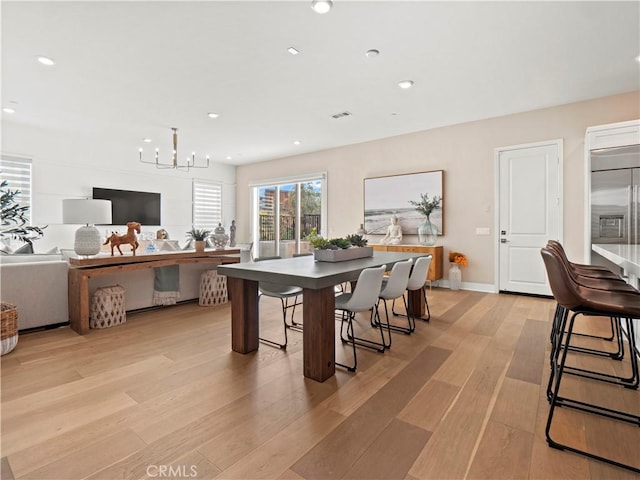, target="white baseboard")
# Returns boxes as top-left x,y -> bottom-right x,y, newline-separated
438,280 -> 496,293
